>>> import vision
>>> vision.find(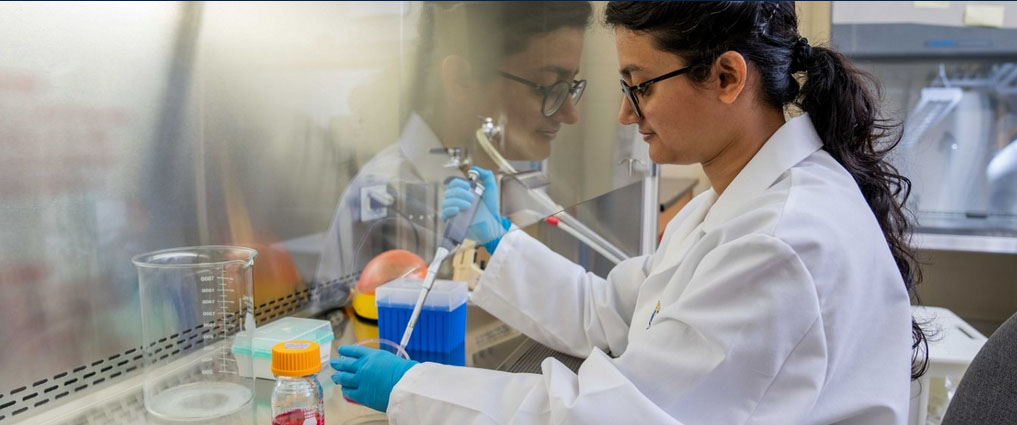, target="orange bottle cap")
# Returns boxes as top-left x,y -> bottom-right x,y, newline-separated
271,340 -> 321,377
